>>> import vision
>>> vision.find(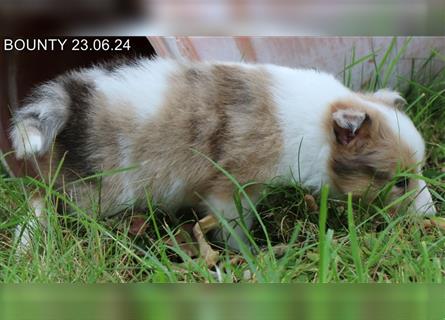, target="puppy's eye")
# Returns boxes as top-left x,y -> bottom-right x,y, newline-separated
395,177 -> 410,189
